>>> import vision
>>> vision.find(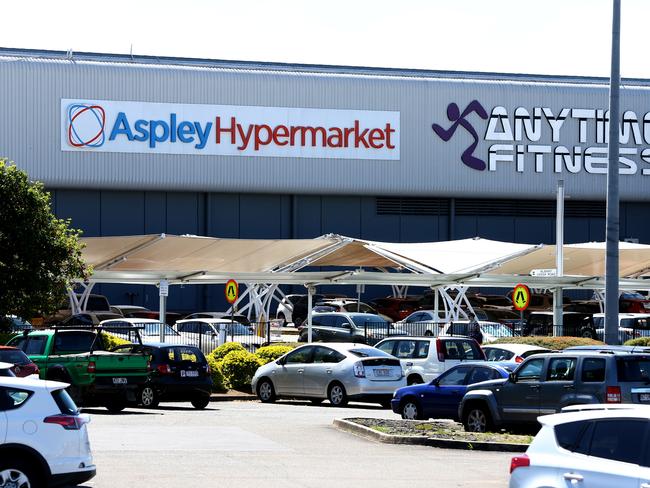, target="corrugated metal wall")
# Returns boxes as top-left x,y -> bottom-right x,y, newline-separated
2,51 -> 650,200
